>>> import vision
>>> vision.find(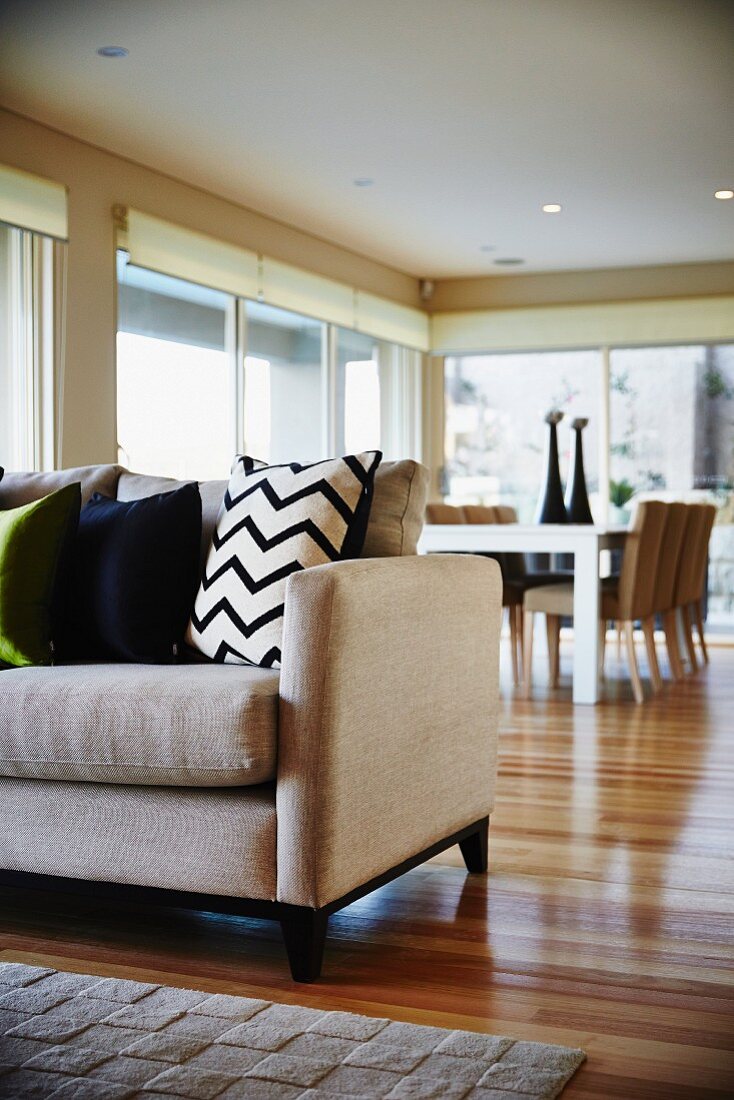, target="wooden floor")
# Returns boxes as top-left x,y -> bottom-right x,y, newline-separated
2,640 -> 733,1098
